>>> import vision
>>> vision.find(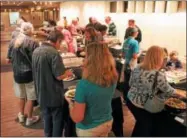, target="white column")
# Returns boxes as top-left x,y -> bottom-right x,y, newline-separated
116,1 -> 123,13
135,1 -> 145,13
166,1 -> 178,13
155,1 -> 166,13
105,1 -> 110,13
127,1 -> 136,13
145,1 -> 154,13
